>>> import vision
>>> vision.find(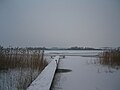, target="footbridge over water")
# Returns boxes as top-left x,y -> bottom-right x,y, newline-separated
27,55 -> 64,90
